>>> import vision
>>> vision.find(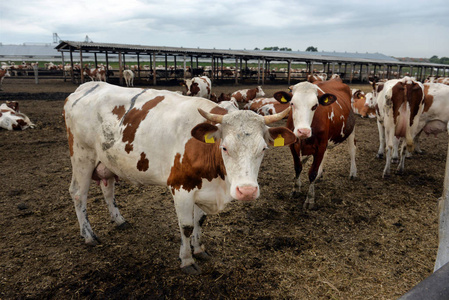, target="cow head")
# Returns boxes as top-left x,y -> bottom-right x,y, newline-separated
191,108 -> 295,201
181,79 -> 200,96
274,82 -> 336,139
256,86 -> 265,98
